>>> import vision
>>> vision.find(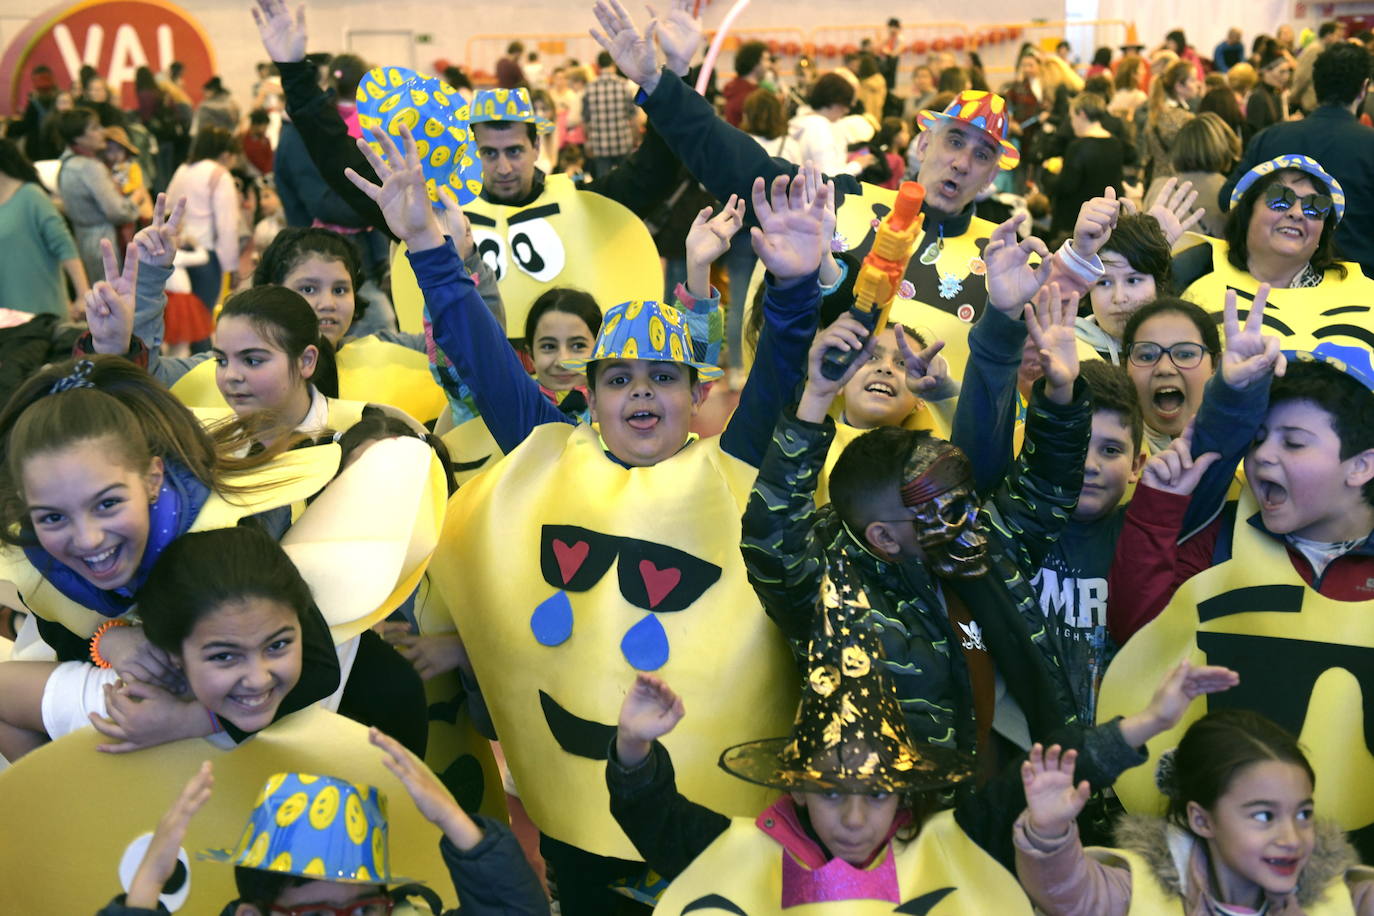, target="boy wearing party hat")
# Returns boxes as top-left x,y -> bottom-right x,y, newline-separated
100,729 -> 547,915
348,112 -> 828,912
606,560 -> 1238,913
